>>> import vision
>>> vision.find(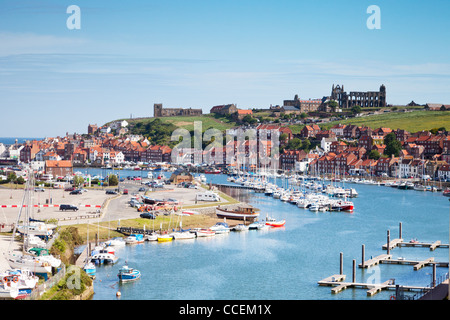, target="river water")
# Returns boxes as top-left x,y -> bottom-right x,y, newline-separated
89,172 -> 450,300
